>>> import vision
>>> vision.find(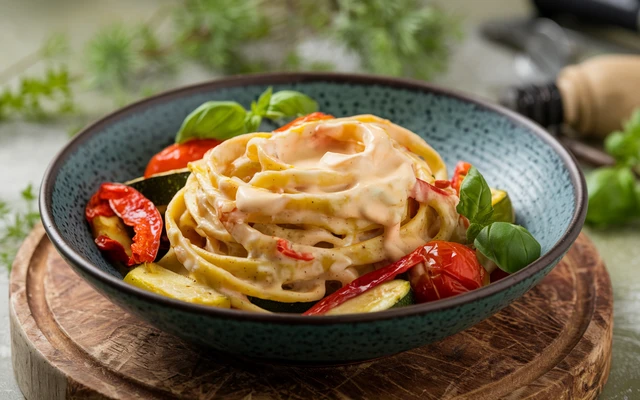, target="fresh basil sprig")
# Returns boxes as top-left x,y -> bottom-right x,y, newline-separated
175,101 -> 248,143
457,166 -> 541,273
264,90 -> 318,120
175,87 -> 318,143
474,223 -> 541,274
586,109 -> 640,226
456,166 -> 493,242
